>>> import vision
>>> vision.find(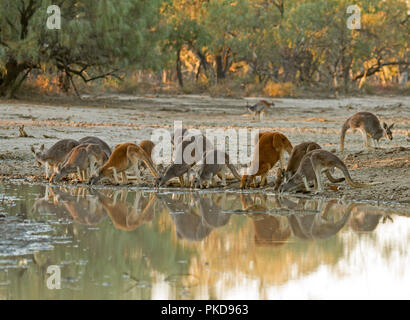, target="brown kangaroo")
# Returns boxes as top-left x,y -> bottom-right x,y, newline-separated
240,132 -> 293,188
90,142 -> 158,185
